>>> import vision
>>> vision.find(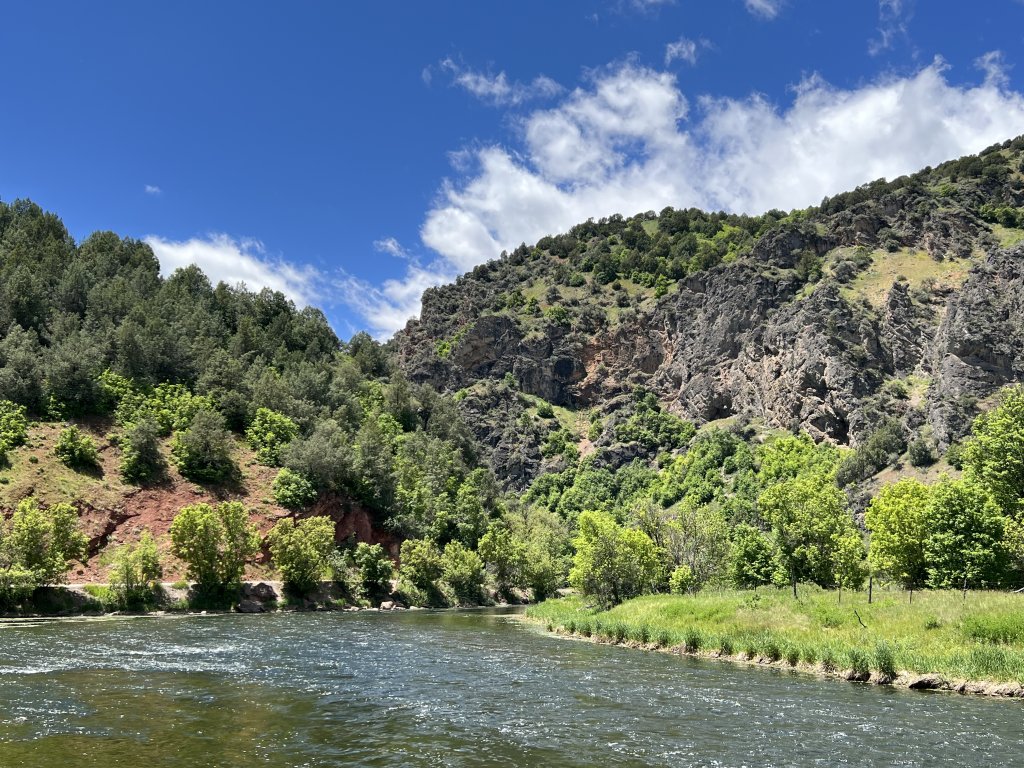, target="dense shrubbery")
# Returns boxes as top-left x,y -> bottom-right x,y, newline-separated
54,425 -> 99,469
0,497 -> 88,606
109,531 -> 162,609
119,416 -> 164,482
170,408 -> 237,483
246,408 -> 298,466
267,516 -> 336,595
169,501 -> 259,594
271,468 -> 318,509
